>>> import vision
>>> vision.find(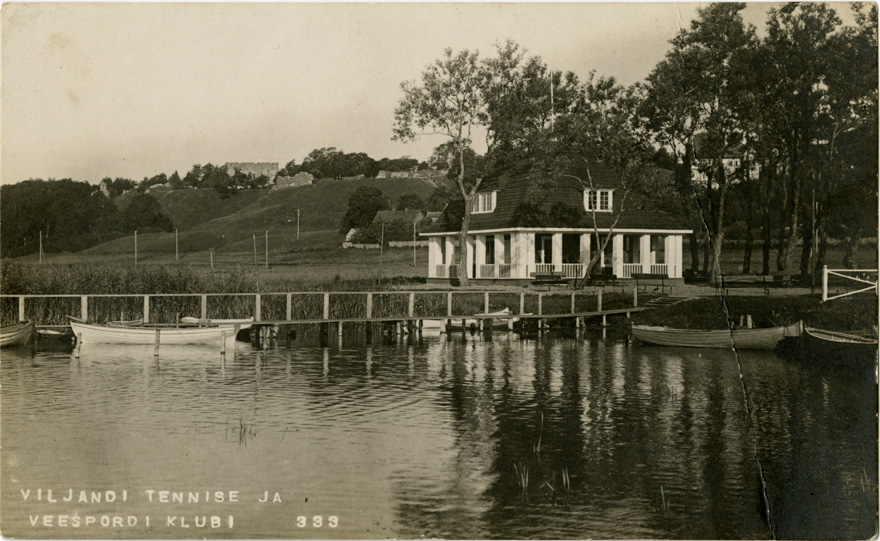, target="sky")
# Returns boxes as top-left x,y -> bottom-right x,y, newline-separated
0,2 -> 859,184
